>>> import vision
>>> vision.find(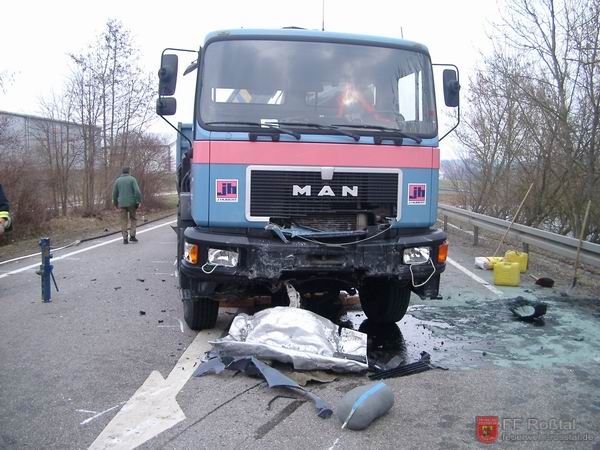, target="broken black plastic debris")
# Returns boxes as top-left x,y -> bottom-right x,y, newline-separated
137,278 -> 145,282
368,352 -> 447,380
509,303 -> 547,321
193,355 -> 333,418
139,310 -> 146,315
